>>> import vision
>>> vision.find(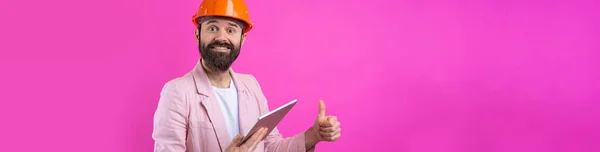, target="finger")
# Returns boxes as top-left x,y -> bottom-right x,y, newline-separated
249,128 -> 266,144
320,127 -> 335,132
319,122 -> 333,127
231,134 -> 243,145
246,128 -> 263,150
319,130 -> 335,137
320,122 -> 340,132
318,100 -> 326,118
253,128 -> 268,147
248,128 -> 268,150
244,128 -> 263,147
328,116 -> 337,124
326,132 -> 341,141
324,130 -> 341,141
319,116 -> 337,128
319,127 -> 340,137
258,127 -> 269,139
